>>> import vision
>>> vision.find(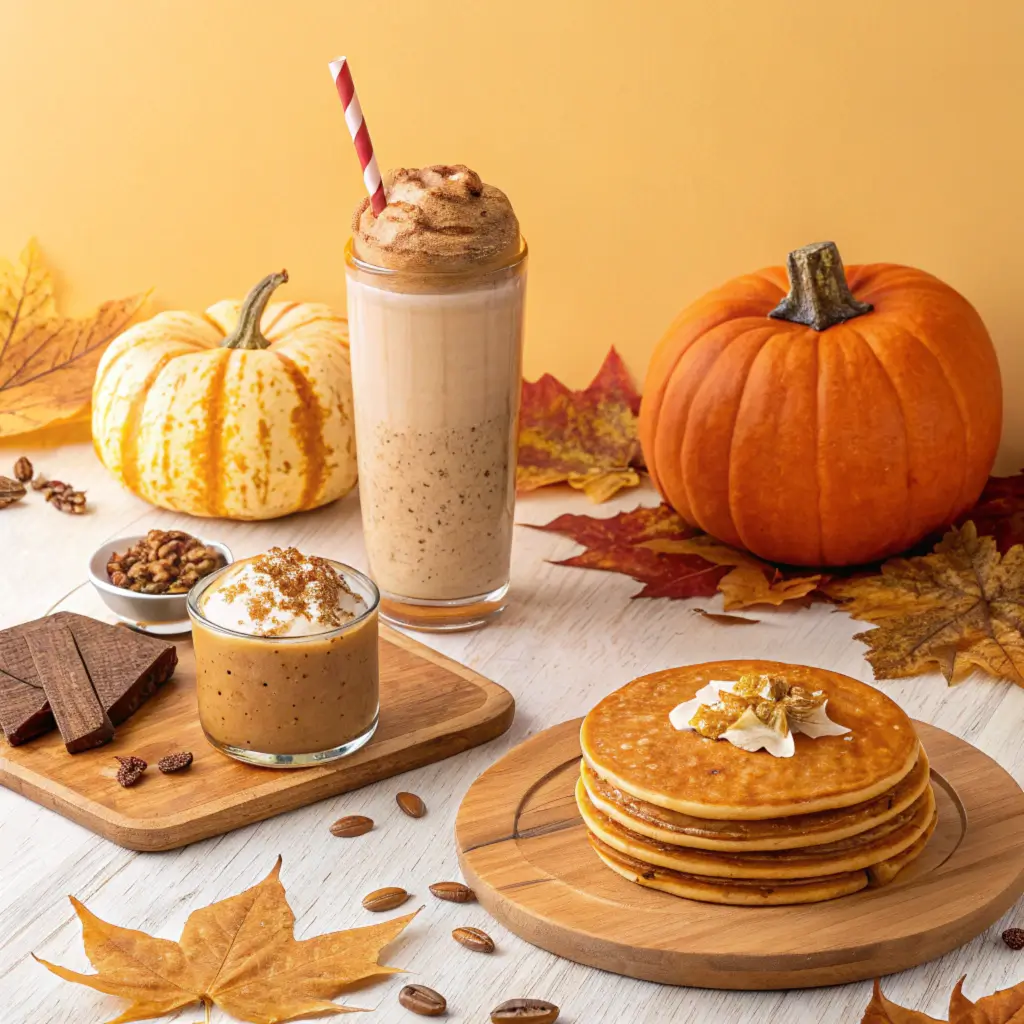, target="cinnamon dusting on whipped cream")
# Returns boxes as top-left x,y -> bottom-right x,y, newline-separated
352,164 -> 520,271
201,547 -> 365,638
